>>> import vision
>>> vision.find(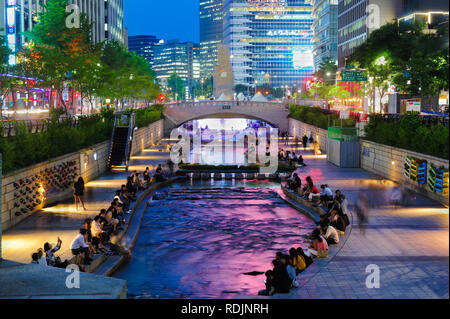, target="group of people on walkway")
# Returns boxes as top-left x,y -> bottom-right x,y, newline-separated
260,174 -> 351,296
